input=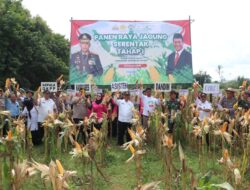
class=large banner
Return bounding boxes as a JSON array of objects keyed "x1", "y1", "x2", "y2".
[{"x1": 69, "y1": 20, "x2": 193, "y2": 85}]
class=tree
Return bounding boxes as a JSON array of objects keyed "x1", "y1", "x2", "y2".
[
  {"x1": 0, "y1": 0, "x2": 69, "y2": 89},
  {"x1": 194, "y1": 71, "x2": 212, "y2": 86},
  {"x1": 220, "y1": 76, "x2": 250, "y2": 89}
]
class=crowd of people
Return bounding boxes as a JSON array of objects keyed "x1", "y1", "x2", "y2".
[{"x1": 0, "y1": 82, "x2": 250, "y2": 147}]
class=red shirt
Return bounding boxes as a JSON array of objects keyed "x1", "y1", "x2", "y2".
[{"x1": 92, "y1": 102, "x2": 107, "y2": 119}]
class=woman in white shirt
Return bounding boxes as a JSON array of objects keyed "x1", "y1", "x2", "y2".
[{"x1": 21, "y1": 99, "x2": 40, "y2": 145}]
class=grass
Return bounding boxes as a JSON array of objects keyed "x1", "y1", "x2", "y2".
[{"x1": 20, "y1": 137, "x2": 250, "y2": 190}]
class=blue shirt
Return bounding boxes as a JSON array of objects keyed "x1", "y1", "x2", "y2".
[{"x1": 5, "y1": 98, "x2": 20, "y2": 117}]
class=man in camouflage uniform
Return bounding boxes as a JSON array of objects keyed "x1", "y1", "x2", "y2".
[
  {"x1": 166, "y1": 90, "x2": 180, "y2": 133},
  {"x1": 71, "y1": 33, "x2": 103, "y2": 76},
  {"x1": 238, "y1": 90, "x2": 250, "y2": 111}
]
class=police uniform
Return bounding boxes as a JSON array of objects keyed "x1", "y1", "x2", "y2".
[{"x1": 71, "y1": 33, "x2": 103, "y2": 76}]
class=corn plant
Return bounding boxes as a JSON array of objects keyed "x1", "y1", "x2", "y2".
[{"x1": 123, "y1": 123, "x2": 146, "y2": 189}]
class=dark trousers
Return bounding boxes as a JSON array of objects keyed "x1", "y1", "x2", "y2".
[
  {"x1": 37, "y1": 122, "x2": 44, "y2": 145},
  {"x1": 108, "y1": 117, "x2": 118, "y2": 138},
  {"x1": 94, "y1": 123, "x2": 102, "y2": 130},
  {"x1": 117, "y1": 121, "x2": 132, "y2": 146},
  {"x1": 112, "y1": 117, "x2": 118, "y2": 137},
  {"x1": 168, "y1": 120, "x2": 175, "y2": 133},
  {"x1": 31, "y1": 130, "x2": 41, "y2": 145},
  {"x1": 73, "y1": 118, "x2": 85, "y2": 143}
]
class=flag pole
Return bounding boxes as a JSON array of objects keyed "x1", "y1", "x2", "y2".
[{"x1": 189, "y1": 15, "x2": 195, "y2": 82}]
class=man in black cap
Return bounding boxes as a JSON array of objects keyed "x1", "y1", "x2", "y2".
[
  {"x1": 195, "y1": 92, "x2": 212, "y2": 121},
  {"x1": 71, "y1": 33, "x2": 103, "y2": 76},
  {"x1": 37, "y1": 89, "x2": 57, "y2": 144}
]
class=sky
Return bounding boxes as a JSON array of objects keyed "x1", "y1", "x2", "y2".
[{"x1": 22, "y1": 0, "x2": 250, "y2": 81}]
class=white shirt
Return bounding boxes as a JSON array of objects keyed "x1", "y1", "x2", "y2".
[
  {"x1": 22, "y1": 106, "x2": 38, "y2": 131},
  {"x1": 175, "y1": 48, "x2": 184, "y2": 59},
  {"x1": 195, "y1": 98, "x2": 212, "y2": 120},
  {"x1": 114, "y1": 99, "x2": 134, "y2": 123},
  {"x1": 37, "y1": 98, "x2": 56, "y2": 122},
  {"x1": 141, "y1": 94, "x2": 160, "y2": 116}
]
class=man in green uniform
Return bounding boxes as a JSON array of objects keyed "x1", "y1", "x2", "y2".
[
  {"x1": 238, "y1": 90, "x2": 250, "y2": 111},
  {"x1": 71, "y1": 33, "x2": 103, "y2": 76},
  {"x1": 166, "y1": 90, "x2": 180, "y2": 133}
]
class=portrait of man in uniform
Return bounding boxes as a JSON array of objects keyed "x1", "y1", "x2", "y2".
[
  {"x1": 166, "y1": 33, "x2": 192, "y2": 82},
  {"x1": 71, "y1": 33, "x2": 103, "y2": 76}
]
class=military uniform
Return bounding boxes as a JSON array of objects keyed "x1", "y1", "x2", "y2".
[
  {"x1": 238, "y1": 99, "x2": 250, "y2": 110},
  {"x1": 166, "y1": 100, "x2": 180, "y2": 112},
  {"x1": 166, "y1": 99, "x2": 180, "y2": 133},
  {"x1": 71, "y1": 51, "x2": 103, "y2": 76},
  {"x1": 71, "y1": 33, "x2": 103, "y2": 76}
]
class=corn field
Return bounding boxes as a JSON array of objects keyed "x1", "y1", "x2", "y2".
[{"x1": 0, "y1": 80, "x2": 250, "y2": 190}]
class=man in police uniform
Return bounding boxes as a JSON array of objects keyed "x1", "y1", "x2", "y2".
[{"x1": 71, "y1": 33, "x2": 103, "y2": 76}]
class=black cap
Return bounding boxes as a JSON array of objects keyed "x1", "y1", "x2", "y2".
[
  {"x1": 170, "y1": 90, "x2": 178, "y2": 95},
  {"x1": 78, "y1": 33, "x2": 92, "y2": 41},
  {"x1": 173, "y1": 33, "x2": 183, "y2": 41},
  {"x1": 26, "y1": 89, "x2": 34, "y2": 94},
  {"x1": 124, "y1": 91, "x2": 130, "y2": 96},
  {"x1": 200, "y1": 92, "x2": 207, "y2": 97},
  {"x1": 43, "y1": 89, "x2": 50, "y2": 94}
]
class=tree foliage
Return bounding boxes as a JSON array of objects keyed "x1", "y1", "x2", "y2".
[
  {"x1": 194, "y1": 71, "x2": 212, "y2": 86},
  {"x1": 0, "y1": 0, "x2": 69, "y2": 89},
  {"x1": 220, "y1": 76, "x2": 250, "y2": 89}
]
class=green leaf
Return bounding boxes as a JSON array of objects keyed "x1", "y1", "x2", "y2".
[
  {"x1": 198, "y1": 171, "x2": 212, "y2": 186},
  {"x1": 211, "y1": 182, "x2": 234, "y2": 190}
]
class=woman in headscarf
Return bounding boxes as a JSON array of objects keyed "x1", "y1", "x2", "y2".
[
  {"x1": 21, "y1": 97, "x2": 40, "y2": 145},
  {"x1": 92, "y1": 93, "x2": 107, "y2": 130}
]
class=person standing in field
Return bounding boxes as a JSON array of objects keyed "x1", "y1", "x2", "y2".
[
  {"x1": 218, "y1": 88, "x2": 237, "y2": 118},
  {"x1": 237, "y1": 90, "x2": 250, "y2": 111},
  {"x1": 21, "y1": 97, "x2": 40, "y2": 145},
  {"x1": 5, "y1": 93, "x2": 20, "y2": 119},
  {"x1": 194, "y1": 86, "x2": 212, "y2": 146},
  {"x1": 193, "y1": 85, "x2": 212, "y2": 121},
  {"x1": 165, "y1": 90, "x2": 182, "y2": 133},
  {"x1": 36, "y1": 90, "x2": 57, "y2": 144},
  {"x1": 140, "y1": 87, "x2": 161, "y2": 128},
  {"x1": 70, "y1": 91, "x2": 91, "y2": 143},
  {"x1": 92, "y1": 93, "x2": 107, "y2": 130},
  {"x1": 114, "y1": 91, "x2": 134, "y2": 146}
]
